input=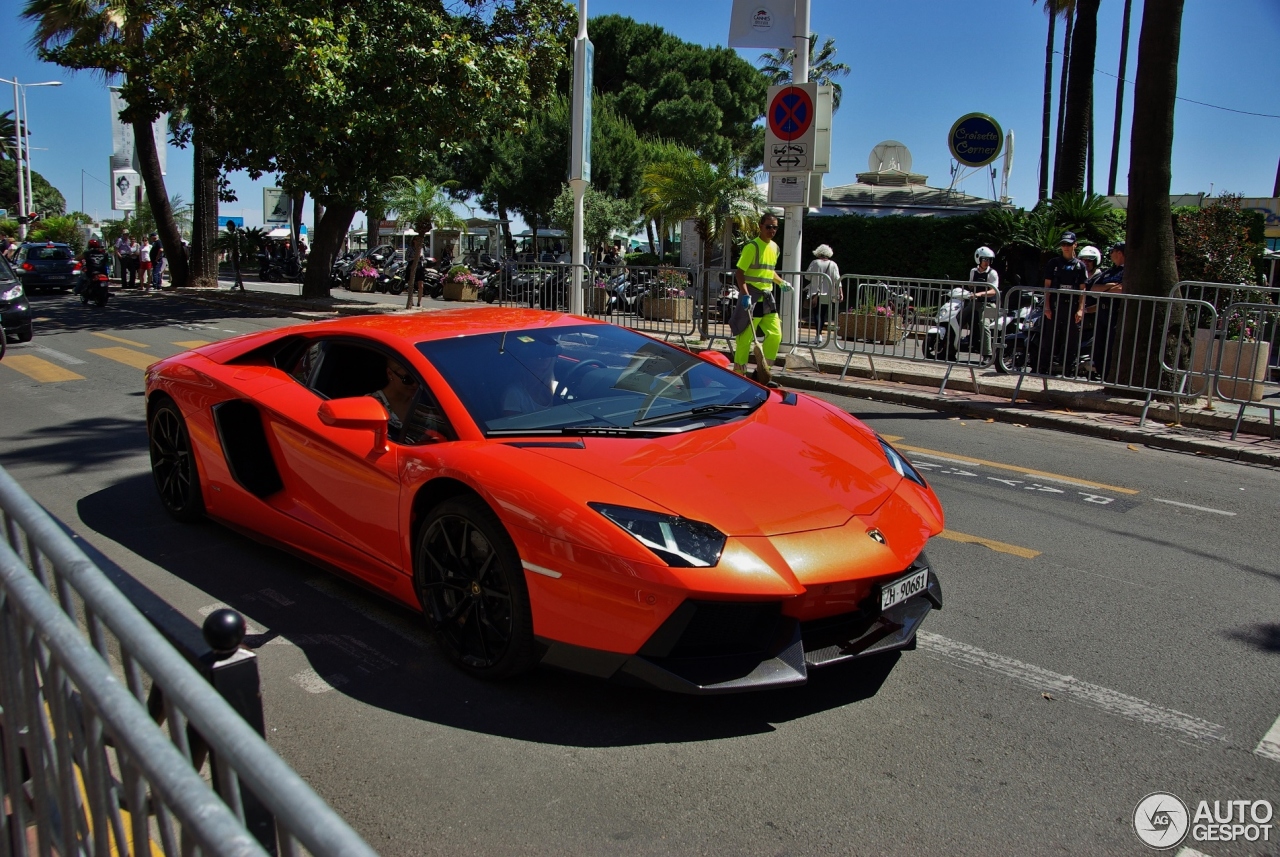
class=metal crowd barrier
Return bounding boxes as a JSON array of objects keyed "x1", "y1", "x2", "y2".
[
  {"x1": 1168, "y1": 281, "x2": 1280, "y2": 411},
  {"x1": 1211, "y1": 302, "x2": 1280, "y2": 438},
  {"x1": 0, "y1": 464, "x2": 379, "y2": 857},
  {"x1": 698, "y1": 268, "x2": 834, "y2": 359}
]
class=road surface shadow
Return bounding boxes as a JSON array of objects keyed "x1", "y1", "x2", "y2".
[
  {"x1": 23, "y1": 290, "x2": 289, "y2": 336},
  {"x1": 79, "y1": 473, "x2": 903, "y2": 748},
  {"x1": 0, "y1": 415, "x2": 147, "y2": 474}
]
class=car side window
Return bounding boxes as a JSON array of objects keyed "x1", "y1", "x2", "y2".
[
  {"x1": 288, "y1": 341, "x2": 326, "y2": 388},
  {"x1": 400, "y1": 380, "x2": 456, "y2": 446}
]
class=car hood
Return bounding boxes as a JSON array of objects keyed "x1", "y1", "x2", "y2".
[{"x1": 522, "y1": 397, "x2": 899, "y2": 537}]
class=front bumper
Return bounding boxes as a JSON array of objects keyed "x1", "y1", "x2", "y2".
[
  {"x1": 1, "y1": 298, "x2": 32, "y2": 331},
  {"x1": 537, "y1": 559, "x2": 942, "y2": 695}
]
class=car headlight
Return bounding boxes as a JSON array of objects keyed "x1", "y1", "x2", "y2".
[
  {"x1": 589, "y1": 502, "x2": 726, "y2": 568},
  {"x1": 0, "y1": 284, "x2": 23, "y2": 302},
  {"x1": 878, "y1": 437, "x2": 928, "y2": 488}
]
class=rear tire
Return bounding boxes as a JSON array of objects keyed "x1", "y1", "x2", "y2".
[
  {"x1": 414, "y1": 496, "x2": 536, "y2": 680},
  {"x1": 148, "y1": 399, "x2": 205, "y2": 523}
]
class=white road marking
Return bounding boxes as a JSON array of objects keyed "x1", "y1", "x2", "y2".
[
  {"x1": 1255, "y1": 713, "x2": 1280, "y2": 763},
  {"x1": 33, "y1": 345, "x2": 86, "y2": 365},
  {"x1": 196, "y1": 602, "x2": 266, "y2": 635},
  {"x1": 303, "y1": 577, "x2": 429, "y2": 648},
  {"x1": 1152, "y1": 498, "x2": 1235, "y2": 516},
  {"x1": 522, "y1": 561, "x2": 563, "y2": 579},
  {"x1": 1176, "y1": 848, "x2": 1213, "y2": 857},
  {"x1": 290, "y1": 668, "x2": 349, "y2": 694},
  {"x1": 917, "y1": 632, "x2": 1227, "y2": 744}
]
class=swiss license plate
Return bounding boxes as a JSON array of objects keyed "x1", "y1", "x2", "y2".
[
  {"x1": 880, "y1": 568, "x2": 928, "y2": 611},
  {"x1": 48, "y1": 275, "x2": 66, "y2": 281}
]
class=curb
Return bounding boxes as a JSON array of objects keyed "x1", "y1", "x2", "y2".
[{"x1": 778, "y1": 371, "x2": 1280, "y2": 468}]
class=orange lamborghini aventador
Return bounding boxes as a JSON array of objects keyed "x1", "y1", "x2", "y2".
[{"x1": 145, "y1": 308, "x2": 944, "y2": 693}]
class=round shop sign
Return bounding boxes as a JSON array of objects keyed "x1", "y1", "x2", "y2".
[{"x1": 948, "y1": 113, "x2": 1004, "y2": 168}]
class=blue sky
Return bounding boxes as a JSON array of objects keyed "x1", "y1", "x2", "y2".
[{"x1": 3, "y1": 0, "x2": 1278, "y2": 230}]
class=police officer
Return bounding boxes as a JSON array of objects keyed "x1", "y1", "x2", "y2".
[
  {"x1": 732, "y1": 213, "x2": 791, "y2": 384},
  {"x1": 1038, "y1": 232, "x2": 1088, "y2": 374}
]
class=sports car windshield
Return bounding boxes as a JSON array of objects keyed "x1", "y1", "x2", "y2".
[{"x1": 417, "y1": 324, "x2": 767, "y2": 436}]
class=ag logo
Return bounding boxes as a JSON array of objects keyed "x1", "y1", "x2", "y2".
[{"x1": 1134, "y1": 792, "x2": 1189, "y2": 849}]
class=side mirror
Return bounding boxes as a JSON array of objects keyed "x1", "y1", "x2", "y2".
[
  {"x1": 697, "y1": 350, "x2": 731, "y2": 369},
  {"x1": 318, "y1": 397, "x2": 389, "y2": 453}
]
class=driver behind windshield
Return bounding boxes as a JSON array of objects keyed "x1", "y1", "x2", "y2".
[{"x1": 501, "y1": 336, "x2": 558, "y2": 416}]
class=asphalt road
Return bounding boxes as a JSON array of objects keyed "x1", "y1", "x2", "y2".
[{"x1": 1, "y1": 290, "x2": 1277, "y2": 856}]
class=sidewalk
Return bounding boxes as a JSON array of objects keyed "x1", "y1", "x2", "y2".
[{"x1": 157, "y1": 281, "x2": 1280, "y2": 468}]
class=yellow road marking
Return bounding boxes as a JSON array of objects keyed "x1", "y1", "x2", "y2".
[
  {"x1": 939, "y1": 529, "x2": 1041, "y2": 559},
  {"x1": 172, "y1": 340, "x2": 211, "y2": 348},
  {"x1": 90, "y1": 332, "x2": 149, "y2": 348},
  {"x1": 897, "y1": 443, "x2": 1140, "y2": 495},
  {"x1": 881, "y1": 434, "x2": 904, "y2": 442},
  {"x1": 0, "y1": 355, "x2": 85, "y2": 382},
  {"x1": 88, "y1": 347, "x2": 155, "y2": 370}
]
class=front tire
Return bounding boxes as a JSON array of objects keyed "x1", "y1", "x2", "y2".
[
  {"x1": 414, "y1": 496, "x2": 535, "y2": 679},
  {"x1": 149, "y1": 399, "x2": 205, "y2": 522}
]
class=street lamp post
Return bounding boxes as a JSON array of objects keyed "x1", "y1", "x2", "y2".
[{"x1": 0, "y1": 77, "x2": 63, "y2": 238}]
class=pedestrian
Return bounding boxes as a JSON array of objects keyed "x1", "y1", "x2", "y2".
[
  {"x1": 731, "y1": 213, "x2": 791, "y2": 385},
  {"x1": 961, "y1": 246, "x2": 1000, "y2": 356},
  {"x1": 150, "y1": 234, "x2": 165, "y2": 287},
  {"x1": 114, "y1": 229, "x2": 137, "y2": 287},
  {"x1": 1037, "y1": 231, "x2": 1088, "y2": 374},
  {"x1": 138, "y1": 235, "x2": 153, "y2": 290},
  {"x1": 804, "y1": 244, "x2": 842, "y2": 343}
]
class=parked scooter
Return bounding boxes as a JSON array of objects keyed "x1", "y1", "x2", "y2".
[
  {"x1": 923, "y1": 287, "x2": 997, "y2": 362},
  {"x1": 81, "y1": 273, "x2": 110, "y2": 308}
]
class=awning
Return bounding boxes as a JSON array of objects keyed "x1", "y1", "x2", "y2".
[{"x1": 266, "y1": 227, "x2": 292, "y2": 238}]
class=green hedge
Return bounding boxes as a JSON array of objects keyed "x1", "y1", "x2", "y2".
[{"x1": 801, "y1": 213, "x2": 981, "y2": 280}]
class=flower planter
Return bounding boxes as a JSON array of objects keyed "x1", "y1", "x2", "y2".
[
  {"x1": 640, "y1": 297, "x2": 693, "y2": 322},
  {"x1": 348, "y1": 275, "x2": 375, "y2": 293},
  {"x1": 442, "y1": 281, "x2": 479, "y2": 302},
  {"x1": 586, "y1": 288, "x2": 612, "y2": 314},
  {"x1": 1190, "y1": 329, "x2": 1272, "y2": 401},
  {"x1": 837, "y1": 312, "x2": 902, "y2": 344}
]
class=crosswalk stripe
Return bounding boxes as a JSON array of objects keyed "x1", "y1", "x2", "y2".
[
  {"x1": 171, "y1": 340, "x2": 212, "y2": 348},
  {"x1": 90, "y1": 332, "x2": 149, "y2": 348},
  {"x1": 33, "y1": 345, "x2": 86, "y2": 365},
  {"x1": 938, "y1": 529, "x2": 1040, "y2": 559},
  {"x1": 0, "y1": 355, "x2": 85, "y2": 382},
  {"x1": 87, "y1": 347, "x2": 155, "y2": 370}
]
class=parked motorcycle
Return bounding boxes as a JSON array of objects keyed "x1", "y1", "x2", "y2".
[
  {"x1": 997, "y1": 291, "x2": 1097, "y2": 378},
  {"x1": 922, "y1": 287, "x2": 997, "y2": 362},
  {"x1": 81, "y1": 273, "x2": 110, "y2": 308}
]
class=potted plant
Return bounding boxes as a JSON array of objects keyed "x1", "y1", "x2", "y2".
[
  {"x1": 349, "y1": 260, "x2": 379, "y2": 292},
  {"x1": 442, "y1": 265, "x2": 483, "y2": 301},
  {"x1": 640, "y1": 268, "x2": 694, "y2": 321},
  {"x1": 837, "y1": 301, "x2": 902, "y2": 344}
]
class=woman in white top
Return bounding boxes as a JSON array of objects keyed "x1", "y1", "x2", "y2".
[{"x1": 804, "y1": 244, "x2": 842, "y2": 343}]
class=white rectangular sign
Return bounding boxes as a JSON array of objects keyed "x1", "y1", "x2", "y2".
[
  {"x1": 111, "y1": 167, "x2": 140, "y2": 211},
  {"x1": 728, "y1": 0, "x2": 796, "y2": 49},
  {"x1": 263, "y1": 188, "x2": 292, "y2": 224},
  {"x1": 764, "y1": 83, "x2": 818, "y2": 174},
  {"x1": 108, "y1": 87, "x2": 166, "y2": 177},
  {"x1": 768, "y1": 174, "x2": 807, "y2": 206}
]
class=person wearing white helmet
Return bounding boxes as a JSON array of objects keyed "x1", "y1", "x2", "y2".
[
  {"x1": 1072, "y1": 246, "x2": 1103, "y2": 324},
  {"x1": 962, "y1": 246, "x2": 999, "y2": 354}
]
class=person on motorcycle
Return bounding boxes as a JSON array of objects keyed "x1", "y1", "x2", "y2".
[
  {"x1": 962, "y1": 246, "x2": 999, "y2": 355},
  {"x1": 78, "y1": 239, "x2": 111, "y2": 295}
]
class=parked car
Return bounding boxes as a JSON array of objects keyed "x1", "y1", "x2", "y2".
[
  {"x1": 144, "y1": 308, "x2": 944, "y2": 694},
  {"x1": 0, "y1": 255, "x2": 33, "y2": 343},
  {"x1": 13, "y1": 242, "x2": 82, "y2": 293}
]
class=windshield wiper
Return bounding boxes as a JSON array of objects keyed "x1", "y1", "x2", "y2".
[
  {"x1": 487, "y1": 425, "x2": 682, "y2": 437},
  {"x1": 631, "y1": 401, "x2": 760, "y2": 427}
]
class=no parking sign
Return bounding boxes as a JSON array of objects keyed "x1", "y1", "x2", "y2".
[{"x1": 764, "y1": 83, "x2": 817, "y2": 172}]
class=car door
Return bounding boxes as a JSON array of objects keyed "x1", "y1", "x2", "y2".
[{"x1": 253, "y1": 338, "x2": 407, "y2": 575}]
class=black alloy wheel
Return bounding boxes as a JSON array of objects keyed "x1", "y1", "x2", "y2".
[
  {"x1": 415, "y1": 496, "x2": 535, "y2": 679},
  {"x1": 148, "y1": 400, "x2": 204, "y2": 522}
]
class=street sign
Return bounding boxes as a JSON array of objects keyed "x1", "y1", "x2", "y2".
[
  {"x1": 263, "y1": 188, "x2": 291, "y2": 224},
  {"x1": 765, "y1": 83, "x2": 818, "y2": 173},
  {"x1": 768, "y1": 174, "x2": 807, "y2": 206},
  {"x1": 570, "y1": 36, "x2": 594, "y2": 183},
  {"x1": 948, "y1": 113, "x2": 1004, "y2": 168}
]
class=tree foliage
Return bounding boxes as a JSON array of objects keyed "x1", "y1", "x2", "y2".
[
  {"x1": 641, "y1": 145, "x2": 762, "y2": 268},
  {"x1": 1173, "y1": 196, "x2": 1265, "y2": 288},
  {"x1": 756, "y1": 33, "x2": 852, "y2": 111},
  {"x1": 589, "y1": 14, "x2": 766, "y2": 166},
  {"x1": 0, "y1": 168, "x2": 66, "y2": 218},
  {"x1": 549, "y1": 184, "x2": 638, "y2": 251}
]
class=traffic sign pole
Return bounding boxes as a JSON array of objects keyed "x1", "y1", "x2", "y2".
[{"x1": 780, "y1": 0, "x2": 810, "y2": 350}]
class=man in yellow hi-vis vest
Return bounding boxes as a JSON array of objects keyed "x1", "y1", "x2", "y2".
[{"x1": 733, "y1": 213, "x2": 791, "y2": 383}]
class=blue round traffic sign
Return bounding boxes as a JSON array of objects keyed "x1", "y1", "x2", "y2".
[
  {"x1": 768, "y1": 86, "x2": 814, "y2": 142},
  {"x1": 948, "y1": 113, "x2": 1004, "y2": 167}
]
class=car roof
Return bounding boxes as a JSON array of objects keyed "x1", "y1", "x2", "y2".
[{"x1": 21, "y1": 242, "x2": 70, "y2": 247}]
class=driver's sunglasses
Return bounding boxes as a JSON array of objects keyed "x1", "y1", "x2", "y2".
[{"x1": 394, "y1": 370, "x2": 418, "y2": 386}]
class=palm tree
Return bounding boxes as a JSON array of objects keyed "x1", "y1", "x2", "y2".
[
  {"x1": 1054, "y1": 0, "x2": 1099, "y2": 195},
  {"x1": 1053, "y1": 0, "x2": 1076, "y2": 187},
  {"x1": 23, "y1": 0, "x2": 189, "y2": 288},
  {"x1": 385, "y1": 177, "x2": 464, "y2": 309},
  {"x1": 1106, "y1": 0, "x2": 1134, "y2": 196},
  {"x1": 0, "y1": 111, "x2": 17, "y2": 161},
  {"x1": 1038, "y1": 2, "x2": 1057, "y2": 201},
  {"x1": 757, "y1": 34, "x2": 851, "y2": 111}
]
